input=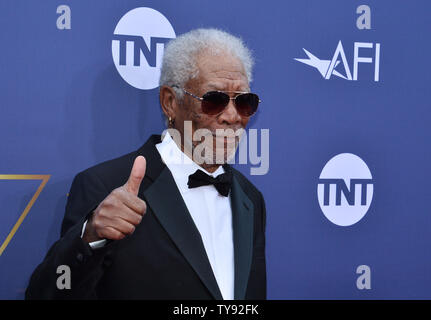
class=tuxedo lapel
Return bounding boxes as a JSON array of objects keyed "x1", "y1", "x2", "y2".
[
  {"x1": 229, "y1": 172, "x2": 254, "y2": 300},
  {"x1": 143, "y1": 166, "x2": 223, "y2": 300}
]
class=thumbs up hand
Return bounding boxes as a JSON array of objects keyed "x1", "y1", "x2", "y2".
[{"x1": 83, "y1": 156, "x2": 147, "y2": 243}]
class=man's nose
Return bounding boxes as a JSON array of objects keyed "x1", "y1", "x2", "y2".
[{"x1": 218, "y1": 99, "x2": 242, "y2": 124}]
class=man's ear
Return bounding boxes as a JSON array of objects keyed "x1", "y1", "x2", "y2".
[{"x1": 159, "y1": 85, "x2": 179, "y2": 120}]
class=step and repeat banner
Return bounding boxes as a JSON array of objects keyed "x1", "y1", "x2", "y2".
[{"x1": 1, "y1": 0, "x2": 430, "y2": 299}]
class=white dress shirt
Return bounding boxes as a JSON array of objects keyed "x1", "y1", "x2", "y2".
[
  {"x1": 82, "y1": 132, "x2": 235, "y2": 300},
  {"x1": 155, "y1": 132, "x2": 234, "y2": 300}
]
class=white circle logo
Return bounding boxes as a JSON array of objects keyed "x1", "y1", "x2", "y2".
[
  {"x1": 112, "y1": 7, "x2": 176, "y2": 90},
  {"x1": 317, "y1": 153, "x2": 373, "y2": 226}
]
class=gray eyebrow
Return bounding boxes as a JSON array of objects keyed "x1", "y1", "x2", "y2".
[
  {"x1": 206, "y1": 83, "x2": 250, "y2": 92},
  {"x1": 206, "y1": 83, "x2": 224, "y2": 90}
]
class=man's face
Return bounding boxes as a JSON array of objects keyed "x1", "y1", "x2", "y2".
[{"x1": 174, "y1": 51, "x2": 251, "y2": 167}]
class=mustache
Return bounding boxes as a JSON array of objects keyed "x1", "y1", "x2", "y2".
[
  {"x1": 206, "y1": 127, "x2": 246, "y2": 138},
  {"x1": 179, "y1": 126, "x2": 246, "y2": 149}
]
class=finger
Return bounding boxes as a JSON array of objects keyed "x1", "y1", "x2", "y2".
[
  {"x1": 115, "y1": 204, "x2": 143, "y2": 226},
  {"x1": 120, "y1": 191, "x2": 147, "y2": 215},
  {"x1": 100, "y1": 226, "x2": 126, "y2": 241},
  {"x1": 124, "y1": 156, "x2": 146, "y2": 196},
  {"x1": 109, "y1": 217, "x2": 136, "y2": 235}
]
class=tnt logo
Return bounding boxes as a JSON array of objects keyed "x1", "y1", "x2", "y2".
[
  {"x1": 295, "y1": 41, "x2": 381, "y2": 81},
  {"x1": 111, "y1": 7, "x2": 176, "y2": 90},
  {"x1": 317, "y1": 153, "x2": 373, "y2": 226}
]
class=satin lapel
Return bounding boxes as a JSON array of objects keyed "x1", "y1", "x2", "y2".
[
  {"x1": 230, "y1": 174, "x2": 254, "y2": 300},
  {"x1": 143, "y1": 167, "x2": 223, "y2": 300}
]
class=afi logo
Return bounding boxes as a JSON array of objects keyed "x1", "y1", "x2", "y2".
[
  {"x1": 112, "y1": 7, "x2": 176, "y2": 90},
  {"x1": 317, "y1": 153, "x2": 373, "y2": 226},
  {"x1": 295, "y1": 41, "x2": 381, "y2": 81}
]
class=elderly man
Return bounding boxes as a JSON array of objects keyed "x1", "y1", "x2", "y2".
[{"x1": 26, "y1": 28, "x2": 266, "y2": 300}]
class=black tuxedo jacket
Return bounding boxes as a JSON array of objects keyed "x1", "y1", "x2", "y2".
[{"x1": 26, "y1": 135, "x2": 266, "y2": 299}]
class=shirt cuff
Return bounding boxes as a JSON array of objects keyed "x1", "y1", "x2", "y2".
[{"x1": 81, "y1": 219, "x2": 107, "y2": 249}]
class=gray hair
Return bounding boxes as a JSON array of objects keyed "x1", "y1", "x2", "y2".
[{"x1": 159, "y1": 28, "x2": 254, "y2": 98}]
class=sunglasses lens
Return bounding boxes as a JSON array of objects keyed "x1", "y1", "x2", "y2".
[
  {"x1": 235, "y1": 93, "x2": 259, "y2": 116},
  {"x1": 201, "y1": 91, "x2": 230, "y2": 115}
]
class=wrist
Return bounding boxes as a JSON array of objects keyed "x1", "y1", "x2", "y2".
[{"x1": 82, "y1": 214, "x2": 102, "y2": 243}]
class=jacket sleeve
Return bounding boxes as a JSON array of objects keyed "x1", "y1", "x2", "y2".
[{"x1": 25, "y1": 170, "x2": 114, "y2": 299}]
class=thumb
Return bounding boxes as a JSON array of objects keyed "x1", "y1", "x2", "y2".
[{"x1": 125, "y1": 156, "x2": 146, "y2": 195}]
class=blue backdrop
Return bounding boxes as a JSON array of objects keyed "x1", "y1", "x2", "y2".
[{"x1": 1, "y1": 0, "x2": 430, "y2": 299}]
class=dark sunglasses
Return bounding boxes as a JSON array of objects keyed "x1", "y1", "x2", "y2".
[{"x1": 173, "y1": 86, "x2": 261, "y2": 117}]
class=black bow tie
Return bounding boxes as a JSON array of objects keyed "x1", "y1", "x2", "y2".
[{"x1": 187, "y1": 169, "x2": 232, "y2": 197}]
